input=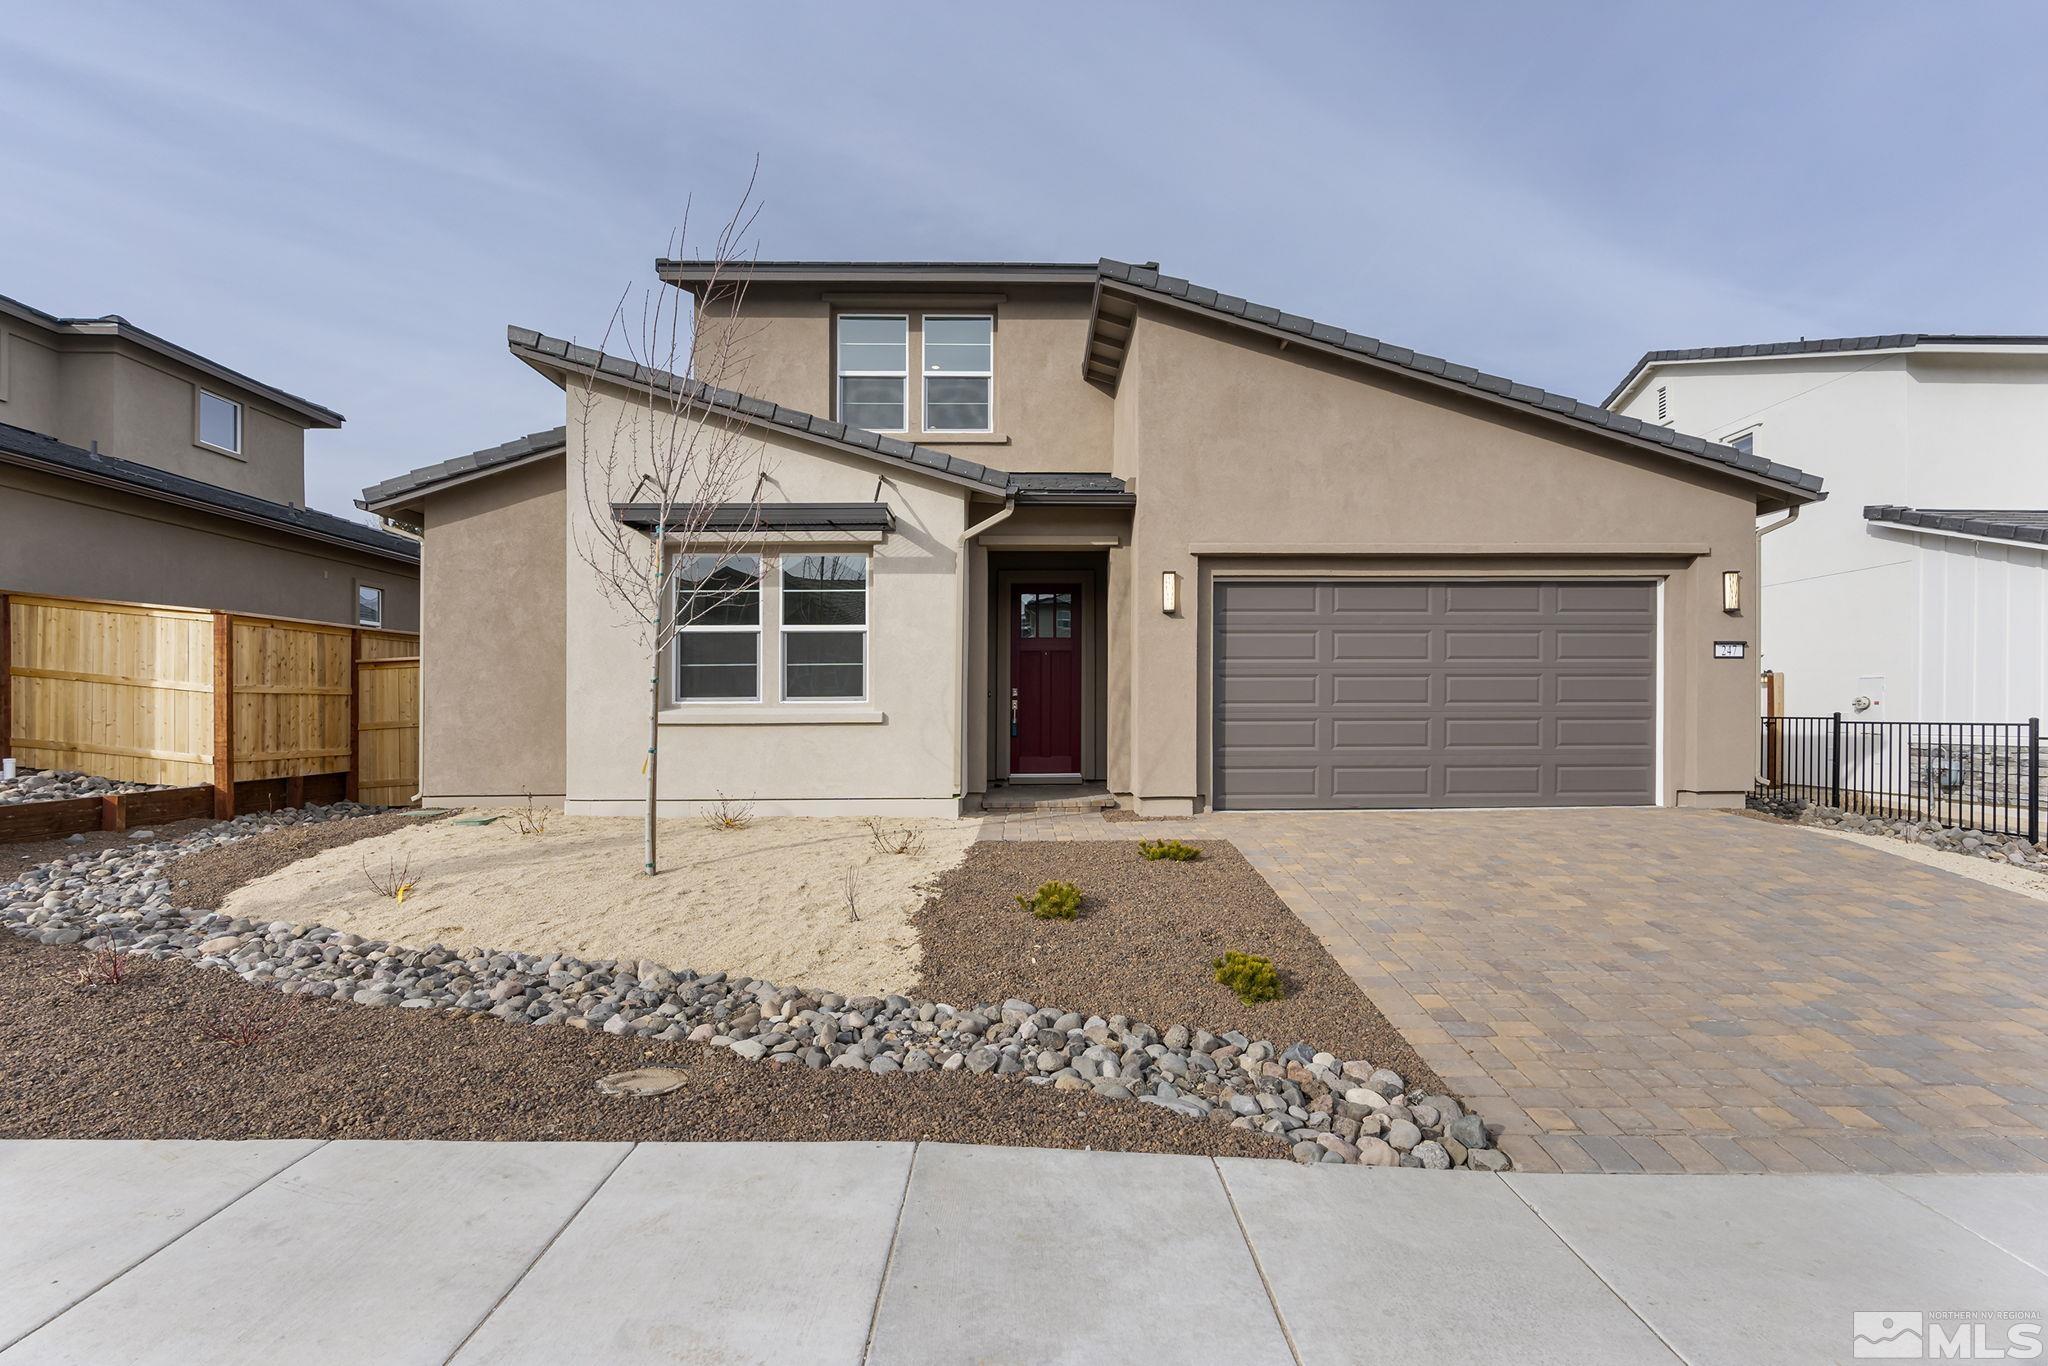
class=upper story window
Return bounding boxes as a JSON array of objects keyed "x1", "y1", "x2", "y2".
[
  {"x1": 355, "y1": 584, "x2": 384, "y2": 627},
  {"x1": 836, "y1": 315, "x2": 908, "y2": 433},
  {"x1": 1726, "y1": 431, "x2": 1756, "y2": 455},
  {"x1": 922, "y1": 315, "x2": 993, "y2": 432},
  {"x1": 198, "y1": 389, "x2": 242, "y2": 454}
]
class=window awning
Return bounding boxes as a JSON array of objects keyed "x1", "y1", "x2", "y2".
[{"x1": 610, "y1": 501, "x2": 896, "y2": 543}]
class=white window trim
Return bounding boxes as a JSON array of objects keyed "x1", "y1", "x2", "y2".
[
  {"x1": 671, "y1": 555, "x2": 764, "y2": 705},
  {"x1": 196, "y1": 388, "x2": 243, "y2": 455},
  {"x1": 354, "y1": 584, "x2": 385, "y2": 628},
  {"x1": 835, "y1": 314, "x2": 910, "y2": 434},
  {"x1": 1720, "y1": 423, "x2": 1761, "y2": 454},
  {"x1": 921, "y1": 313, "x2": 994, "y2": 434},
  {"x1": 778, "y1": 553, "x2": 870, "y2": 704}
]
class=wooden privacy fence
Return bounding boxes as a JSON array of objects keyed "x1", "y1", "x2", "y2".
[{"x1": 1, "y1": 592, "x2": 419, "y2": 823}]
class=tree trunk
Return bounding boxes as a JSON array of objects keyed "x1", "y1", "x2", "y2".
[{"x1": 645, "y1": 645, "x2": 659, "y2": 875}]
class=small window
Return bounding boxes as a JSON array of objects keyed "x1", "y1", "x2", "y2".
[
  {"x1": 198, "y1": 390, "x2": 242, "y2": 453},
  {"x1": 836, "y1": 315, "x2": 908, "y2": 432},
  {"x1": 781, "y1": 553, "x2": 868, "y2": 701},
  {"x1": 1726, "y1": 431, "x2": 1756, "y2": 455},
  {"x1": 922, "y1": 315, "x2": 993, "y2": 432},
  {"x1": 355, "y1": 584, "x2": 384, "y2": 627},
  {"x1": 674, "y1": 554, "x2": 762, "y2": 702}
]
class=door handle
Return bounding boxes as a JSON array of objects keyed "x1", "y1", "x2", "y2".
[{"x1": 1010, "y1": 687, "x2": 1019, "y2": 737}]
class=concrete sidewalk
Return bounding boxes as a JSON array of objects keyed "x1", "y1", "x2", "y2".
[{"x1": 4, "y1": 1140, "x2": 2046, "y2": 1364}]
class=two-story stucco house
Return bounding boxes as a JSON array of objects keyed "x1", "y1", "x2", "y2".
[
  {"x1": 0, "y1": 291, "x2": 419, "y2": 628},
  {"x1": 1606, "y1": 335, "x2": 2048, "y2": 724},
  {"x1": 362, "y1": 259, "x2": 1823, "y2": 816}
]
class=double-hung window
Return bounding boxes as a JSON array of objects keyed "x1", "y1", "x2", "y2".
[
  {"x1": 780, "y1": 553, "x2": 867, "y2": 701},
  {"x1": 836, "y1": 315, "x2": 908, "y2": 432},
  {"x1": 673, "y1": 553, "x2": 762, "y2": 702},
  {"x1": 922, "y1": 315, "x2": 992, "y2": 432}
]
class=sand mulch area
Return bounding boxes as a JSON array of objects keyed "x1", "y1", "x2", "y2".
[
  {"x1": 913, "y1": 840, "x2": 1447, "y2": 1095},
  {"x1": 212, "y1": 814, "x2": 981, "y2": 997},
  {"x1": 0, "y1": 934, "x2": 1281, "y2": 1157},
  {"x1": 170, "y1": 811, "x2": 445, "y2": 909}
]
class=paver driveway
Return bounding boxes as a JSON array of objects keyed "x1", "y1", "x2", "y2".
[{"x1": 980, "y1": 807, "x2": 2048, "y2": 1174}]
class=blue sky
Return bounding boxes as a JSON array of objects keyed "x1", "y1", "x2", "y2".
[{"x1": 6, "y1": 2, "x2": 2044, "y2": 520}]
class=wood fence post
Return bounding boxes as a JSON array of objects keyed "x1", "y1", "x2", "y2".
[
  {"x1": 212, "y1": 612, "x2": 235, "y2": 820},
  {"x1": 0, "y1": 592, "x2": 12, "y2": 763},
  {"x1": 346, "y1": 628, "x2": 362, "y2": 804}
]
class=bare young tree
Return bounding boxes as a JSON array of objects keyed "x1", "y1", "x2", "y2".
[{"x1": 570, "y1": 175, "x2": 769, "y2": 874}]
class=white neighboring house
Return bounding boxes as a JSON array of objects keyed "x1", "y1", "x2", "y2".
[{"x1": 1605, "y1": 335, "x2": 2048, "y2": 727}]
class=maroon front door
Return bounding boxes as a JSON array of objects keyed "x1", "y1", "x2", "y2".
[{"x1": 1010, "y1": 584, "x2": 1082, "y2": 775}]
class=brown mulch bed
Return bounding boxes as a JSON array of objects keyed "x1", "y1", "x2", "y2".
[
  {"x1": 0, "y1": 934, "x2": 1284, "y2": 1155},
  {"x1": 913, "y1": 839, "x2": 1446, "y2": 1096},
  {"x1": 168, "y1": 810, "x2": 444, "y2": 910}
]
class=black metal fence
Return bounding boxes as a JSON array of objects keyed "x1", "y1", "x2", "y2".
[{"x1": 1755, "y1": 714, "x2": 2043, "y2": 843}]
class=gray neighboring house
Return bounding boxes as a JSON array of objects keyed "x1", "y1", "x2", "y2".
[{"x1": 0, "y1": 292, "x2": 418, "y2": 629}]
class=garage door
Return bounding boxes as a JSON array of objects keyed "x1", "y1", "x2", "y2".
[{"x1": 1213, "y1": 579, "x2": 1655, "y2": 810}]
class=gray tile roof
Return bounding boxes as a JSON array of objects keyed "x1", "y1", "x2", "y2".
[
  {"x1": 505, "y1": 327, "x2": 1015, "y2": 496},
  {"x1": 358, "y1": 426, "x2": 566, "y2": 511},
  {"x1": 1864, "y1": 504, "x2": 2048, "y2": 547},
  {"x1": 0, "y1": 421, "x2": 418, "y2": 563},
  {"x1": 659, "y1": 260, "x2": 1098, "y2": 286},
  {"x1": 1604, "y1": 334, "x2": 2048, "y2": 408},
  {"x1": 1091, "y1": 259, "x2": 1825, "y2": 502},
  {"x1": 0, "y1": 291, "x2": 344, "y2": 427}
]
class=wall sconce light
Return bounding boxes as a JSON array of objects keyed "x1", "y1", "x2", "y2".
[
  {"x1": 1722, "y1": 569, "x2": 1741, "y2": 614},
  {"x1": 1162, "y1": 570, "x2": 1180, "y2": 615}
]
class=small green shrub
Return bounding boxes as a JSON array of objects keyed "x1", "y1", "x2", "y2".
[
  {"x1": 1138, "y1": 838, "x2": 1202, "y2": 862},
  {"x1": 1213, "y1": 951, "x2": 1284, "y2": 1004},
  {"x1": 1017, "y1": 880, "x2": 1083, "y2": 920}
]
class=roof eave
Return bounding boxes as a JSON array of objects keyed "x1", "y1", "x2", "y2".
[
  {"x1": 1097, "y1": 281, "x2": 1824, "y2": 508},
  {"x1": 507, "y1": 329, "x2": 1013, "y2": 497},
  {"x1": 656, "y1": 260, "x2": 1101, "y2": 290},
  {"x1": 0, "y1": 448, "x2": 418, "y2": 565},
  {"x1": 0, "y1": 296, "x2": 344, "y2": 428}
]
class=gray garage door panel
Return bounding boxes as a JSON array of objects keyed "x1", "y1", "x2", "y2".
[{"x1": 1213, "y1": 579, "x2": 1656, "y2": 810}]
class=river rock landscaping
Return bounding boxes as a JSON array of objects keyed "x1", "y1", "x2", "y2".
[
  {"x1": 0, "y1": 807, "x2": 1498, "y2": 1168},
  {"x1": 1748, "y1": 793, "x2": 2048, "y2": 870},
  {"x1": 0, "y1": 767, "x2": 168, "y2": 805}
]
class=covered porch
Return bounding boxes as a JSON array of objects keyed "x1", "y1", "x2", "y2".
[{"x1": 960, "y1": 483, "x2": 1131, "y2": 812}]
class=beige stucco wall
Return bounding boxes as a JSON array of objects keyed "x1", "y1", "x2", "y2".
[
  {"x1": 1110, "y1": 305, "x2": 1766, "y2": 813},
  {"x1": 698, "y1": 282, "x2": 1112, "y2": 472},
  {"x1": 561, "y1": 382, "x2": 973, "y2": 815},
  {"x1": 417, "y1": 455, "x2": 567, "y2": 804},
  {"x1": 0, "y1": 461, "x2": 419, "y2": 628},
  {"x1": 0, "y1": 323, "x2": 308, "y2": 504}
]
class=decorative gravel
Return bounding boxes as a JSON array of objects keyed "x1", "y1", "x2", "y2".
[
  {"x1": 1749, "y1": 793, "x2": 2048, "y2": 870},
  {"x1": 0, "y1": 767, "x2": 168, "y2": 805},
  {"x1": 0, "y1": 809, "x2": 1500, "y2": 1169}
]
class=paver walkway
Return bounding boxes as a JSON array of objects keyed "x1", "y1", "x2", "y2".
[
  {"x1": 979, "y1": 807, "x2": 2048, "y2": 1174},
  {"x1": 6, "y1": 1140, "x2": 2048, "y2": 1364}
]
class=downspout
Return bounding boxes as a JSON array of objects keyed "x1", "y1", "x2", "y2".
[{"x1": 954, "y1": 498, "x2": 1017, "y2": 808}]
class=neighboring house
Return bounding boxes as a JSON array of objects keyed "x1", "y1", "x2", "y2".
[
  {"x1": 0, "y1": 292, "x2": 418, "y2": 629},
  {"x1": 1606, "y1": 335, "x2": 2048, "y2": 723},
  {"x1": 362, "y1": 259, "x2": 1822, "y2": 816}
]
